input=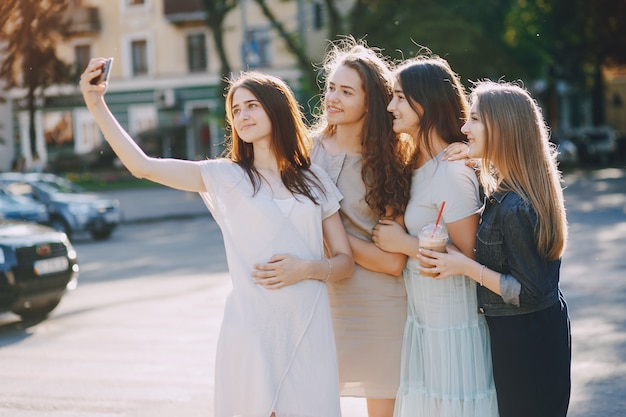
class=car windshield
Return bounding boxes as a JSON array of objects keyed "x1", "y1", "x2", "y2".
[
  {"x1": 0, "y1": 191, "x2": 13, "y2": 206},
  {"x1": 33, "y1": 179, "x2": 81, "y2": 194},
  {"x1": 0, "y1": 188, "x2": 30, "y2": 205}
]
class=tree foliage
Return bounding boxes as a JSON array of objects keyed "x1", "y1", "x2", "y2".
[
  {"x1": 345, "y1": 0, "x2": 524, "y2": 83},
  {"x1": 323, "y1": 0, "x2": 626, "y2": 125},
  {"x1": 201, "y1": 0, "x2": 238, "y2": 85},
  {"x1": 0, "y1": 0, "x2": 72, "y2": 153},
  {"x1": 251, "y1": 0, "x2": 319, "y2": 94},
  {"x1": 504, "y1": 0, "x2": 626, "y2": 124}
]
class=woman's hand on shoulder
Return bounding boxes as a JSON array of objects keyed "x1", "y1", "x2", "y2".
[
  {"x1": 442, "y1": 142, "x2": 483, "y2": 169},
  {"x1": 442, "y1": 142, "x2": 469, "y2": 161}
]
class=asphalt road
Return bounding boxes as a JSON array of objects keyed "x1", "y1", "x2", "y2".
[
  {"x1": 0, "y1": 166, "x2": 624, "y2": 416},
  {"x1": 559, "y1": 167, "x2": 626, "y2": 417}
]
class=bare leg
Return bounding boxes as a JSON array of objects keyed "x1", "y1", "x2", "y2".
[{"x1": 366, "y1": 398, "x2": 395, "y2": 417}]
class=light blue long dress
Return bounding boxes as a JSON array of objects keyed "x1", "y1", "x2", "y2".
[{"x1": 394, "y1": 152, "x2": 499, "y2": 417}]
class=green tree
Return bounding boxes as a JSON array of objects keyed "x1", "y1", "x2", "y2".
[
  {"x1": 200, "y1": 0, "x2": 238, "y2": 142},
  {"x1": 202, "y1": 0, "x2": 237, "y2": 82},
  {"x1": 0, "y1": 0, "x2": 72, "y2": 155},
  {"x1": 322, "y1": 0, "x2": 346, "y2": 40},
  {"x1": 347, "y1": 0, "x2": 523, "y2": 84},
  {"x1": 505, "y1": 0, "x2": 626, "y2": 125},
  {"x1": 250, "y1": 0, "x2": 318, "y2": 94}
]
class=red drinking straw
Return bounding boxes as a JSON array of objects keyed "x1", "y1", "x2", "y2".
[{"x1": 432, "y1": 201, "x2": 446, "y2": 237}]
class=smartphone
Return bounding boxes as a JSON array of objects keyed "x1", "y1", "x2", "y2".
[{"x1": 91, "y1": 58, "x2": 113, "y2": 85}]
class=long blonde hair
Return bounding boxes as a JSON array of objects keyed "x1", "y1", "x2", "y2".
[{"x1": 472, "y1": 81, "x2": 568, "y2": 259}]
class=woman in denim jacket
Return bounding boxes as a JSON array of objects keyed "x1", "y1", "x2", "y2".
[{"x1": 425, "y1": 81, "x2": 571, "y2": 417}]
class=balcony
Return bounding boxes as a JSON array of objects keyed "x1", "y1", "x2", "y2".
[
  {"x1": 164, "y1": 0, "x2": 207, "y2": 25},
  {"x1": 67, "y1": 6, "x2": 101, "y2": 35}
]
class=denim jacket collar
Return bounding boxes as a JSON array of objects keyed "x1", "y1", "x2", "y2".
[{"x1": 488, "y1": 190, "x2": 509, "y2": 204}]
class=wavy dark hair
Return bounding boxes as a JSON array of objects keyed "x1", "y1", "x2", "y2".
[
  {"x1": 312, "y1": 37, "x2": 411, "y2": 217},
  {"x1": 224, "y1": 72, "x2": 323, "y2": 203},
  {"x1": 395, "y1": 55, "x2": 469, "y2": 168}
]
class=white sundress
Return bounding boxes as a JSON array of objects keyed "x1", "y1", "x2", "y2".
[{"x1": 198, "y1": 159, "x2": 342, "y2": 417}]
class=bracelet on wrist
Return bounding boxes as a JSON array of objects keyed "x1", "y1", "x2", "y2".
[
  {"x1": 479, "y1": 264, "x2": 486, "y2": 287},
  {"x1": 323, "y1": 258, "x2": 332, "y2": 283}
]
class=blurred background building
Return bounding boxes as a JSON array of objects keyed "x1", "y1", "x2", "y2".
[
  {"x1": 1, "y1": 0, "x2": 346, "y2": 172},
  {"x1": 1, "y1": 0, "x2": 624, "y2": 172}
]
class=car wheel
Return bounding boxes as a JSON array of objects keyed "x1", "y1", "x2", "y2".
[
  {"x1": 49, "y1": 217, "x2": 71, "y2": 238},
  {"x1": 91, "y1": 229, "x2": 113, "y2": 240},
  {"x1": 12, "y1": 297, "x2": 62, "y2": 320}
]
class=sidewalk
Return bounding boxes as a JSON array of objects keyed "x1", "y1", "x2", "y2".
[
  {"x1": 100, "y1": 186, "x2": 209, "y2": 224},
  {"x1": 100, "y1": 185, "x2": 370, "y2": 416},
  {"x1": 99, "y1": 168, "x2": 626, "y2": 416}
]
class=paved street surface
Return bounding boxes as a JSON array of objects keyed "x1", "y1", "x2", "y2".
[
  {"x1": 559, "y1": 167, "x2": 626, "y2": 417},
  {"x1": 0, "y1": 166, "x2": 624, "y2": 416}
]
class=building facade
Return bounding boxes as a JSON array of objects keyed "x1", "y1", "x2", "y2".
[{"x1": 6, "y1": 0, "x2": 347, "y2": 172}]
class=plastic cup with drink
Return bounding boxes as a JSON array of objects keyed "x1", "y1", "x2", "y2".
[{"x1": 418, "y1": 223, "x2": 448, "y2": 277}]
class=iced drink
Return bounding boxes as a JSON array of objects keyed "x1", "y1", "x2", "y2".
[{"x1": 418, "y1": 223, "x2": 448, "y2": 277}]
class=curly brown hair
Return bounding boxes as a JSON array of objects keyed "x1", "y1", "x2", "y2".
[{"x1": 311, "y1": 37, "x2": 411, "y2": 217}]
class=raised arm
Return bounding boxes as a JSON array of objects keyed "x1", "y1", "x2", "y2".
[{"x1": 80, "y1": 58, "x2": 206, "y2": 193}]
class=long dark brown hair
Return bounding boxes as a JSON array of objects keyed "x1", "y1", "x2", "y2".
[
  {"x1": 312, "y1": 37, "x2": 411, "y2": 217},
  {"x1": 395, "y1": 55, "x2": 469, "y2": 167},
  {"x1": 224, "y1": 72, "x2": 323, "y2": 203}
]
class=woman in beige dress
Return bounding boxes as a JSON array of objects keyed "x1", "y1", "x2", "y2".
[{"x1": 310, "y1": 38, "x2": 412, "y2": 417}]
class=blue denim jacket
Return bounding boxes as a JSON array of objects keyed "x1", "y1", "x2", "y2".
[{"x1": 475, "y1": 191, "x2": 562, "y2": 316}]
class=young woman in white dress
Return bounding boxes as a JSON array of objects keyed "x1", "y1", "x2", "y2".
[
  {"x1": 372, "y1": 56, "x2": 499, "y2": 417},
  {"x1": 80, "y1": 60, "x2": 354, "y2": 417}
]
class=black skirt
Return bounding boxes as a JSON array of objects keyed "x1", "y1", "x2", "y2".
[{"x1": 486, "y1": 295, "x2": 571, "y2": 417}]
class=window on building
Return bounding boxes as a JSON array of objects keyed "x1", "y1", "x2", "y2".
[
  {"x1": 313, "y1": 1, "x2": 324, "y2": 30},
  {"x1": 75, "y1": 109, "x2": 102, "y2": 154},
  {"x1": 187, "y1": 33, "x2": 207, "y2": 72},
  {"x1": 74, "y1": 44, "x2": 91, "y2": 75},
  {"x1": 128, "y1": 105, "x2": 157, "y2": 135},
  {"x1": 131, "y1": 39, "x2": 148, "y2": 76},
  {"x1": 122, "y1": 0, "x2": 148, "y2": 13},
  {"x1": 243, "y1": 28, "x2": 271, "y2": 68}
]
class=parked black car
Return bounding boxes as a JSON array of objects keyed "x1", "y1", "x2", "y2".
[
  {"x1": 565, "y1": 126, "x2": 618, "y2": 165},
  {"x1": 0, "y1": 186, "x2": 49, "y2": 224},
  {"x1": 550, "y1": 135, "x2": 580, "y2": 168},
  {"x1": 0, "y1": 220, "x2": 79, "y2": 319},
  {"x1": 0, "y1": 173, "x2": 121, "y2": 240},
  {"x1": 47, "y1": 142, "x2": 121, "y2": 173}
]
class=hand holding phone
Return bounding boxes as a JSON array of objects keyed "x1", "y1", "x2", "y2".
[{"x1": 90, "y1": 58, "x2": 113, "y2": 85}]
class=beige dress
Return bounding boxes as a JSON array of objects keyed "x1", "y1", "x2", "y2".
[{"x1": 311, "y1": 139, "x2": 407, "y2": 398}]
